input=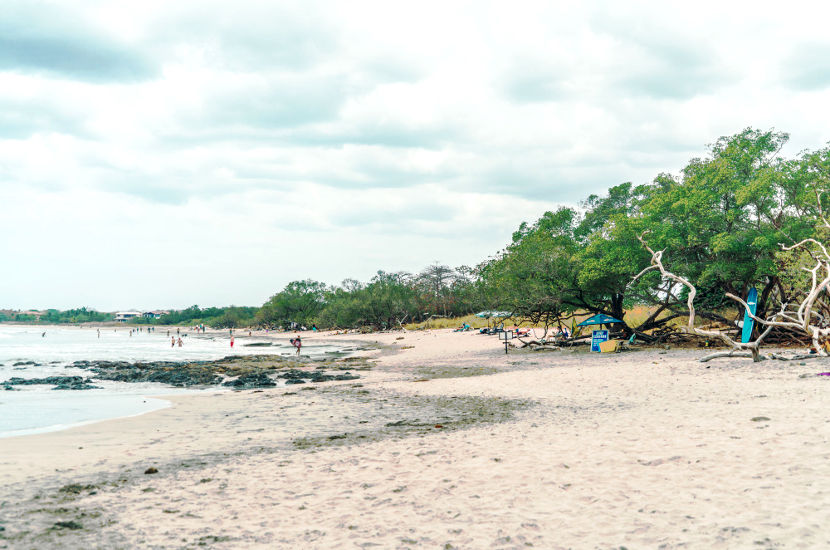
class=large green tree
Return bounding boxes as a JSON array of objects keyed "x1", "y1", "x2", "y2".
[
  {"x1": 481, "y1": 128, "x2": 828, "y2": 338},
  {"x1": 256, "y1": 279, "x2": 327, "y2": 328}
]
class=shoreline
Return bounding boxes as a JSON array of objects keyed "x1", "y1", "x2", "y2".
[
  {"x1": 0, "y1": 327, "x2": 376, "y2": 441},
  {"x1": 0, "y1": 395, "x2": 174, "y2": 440},
  {"x1": 2, "y1": 330, "x2": 829, "y2": 548}
]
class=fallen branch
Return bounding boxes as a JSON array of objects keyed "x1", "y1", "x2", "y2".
[
  {"x1": 699, "y1": 351, "x2": 761, "y2": 362},
  {"x1": 633, "y1": 235, "x2": 783, "y2": 362}
]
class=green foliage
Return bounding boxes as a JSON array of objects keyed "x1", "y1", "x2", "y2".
[
  {"x1": 0, "y1": 308, "x2": 114, "y2": 324},
  {"x1": 146, "y1": 305, "x2": 258, "y2": 328},
  {"x1": 478, "y1": 128, "x2": 830, "y2": 334},
  {"x1": 256, "y1": 279, "x2": 328, "y2": 328}
]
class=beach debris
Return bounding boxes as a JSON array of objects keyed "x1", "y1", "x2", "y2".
[
  {"x1": 751, "y1": 416, "x2": 771, "y2": 422},
  {"x1": 637, "y1": 456, "x2": 683, "y2": 466},
  {"x1": 144, "y1": 467, "x2": 159, "y2": 474}
]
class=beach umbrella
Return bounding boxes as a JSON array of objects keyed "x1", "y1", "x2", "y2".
[
  {"x1": 475, "y1": 310, "x2": 511, "y2": 329},
  {"x1": 576, "y1": 314, "x2": 623, "y2": 327}
]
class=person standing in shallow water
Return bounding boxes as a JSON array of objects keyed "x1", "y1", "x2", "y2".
[
  {"x1": 171, "y1": 336, "x2": 175, "y2": 348},
  {"x1": 230, "y1": 336, "x2": 234, "y2": 348}
]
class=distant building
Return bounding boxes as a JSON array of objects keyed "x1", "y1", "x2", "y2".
[
  {"x1": 143, "y1": 310, "x2": 169, "y2": 319},
  {"x1": 114, "y1": 311, "x2": 142, "y2": 322}
]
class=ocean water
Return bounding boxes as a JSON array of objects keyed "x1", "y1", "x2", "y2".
[{"x1": 0, "y1": 325, "x2": 346, "y2": 438}]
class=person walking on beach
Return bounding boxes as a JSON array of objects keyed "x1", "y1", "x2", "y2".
[
  {"x1": 291, "y1": 335, "x2": 302, "y2": 356},
  {"x1": 230, "y1": 336, "x2": 234, "y2": 348}
]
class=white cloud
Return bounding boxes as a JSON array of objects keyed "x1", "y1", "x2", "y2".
[{"x1": 2, "y1": 0, "x2": 830, "y2": 309}]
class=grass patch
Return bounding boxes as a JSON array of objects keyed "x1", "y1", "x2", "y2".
[
  {"x1": 58, "y1": 484, "x2": 97, "y2": 495},
  {"x1": 52, "y1": 520, "x2": 83, "y2": 530}
]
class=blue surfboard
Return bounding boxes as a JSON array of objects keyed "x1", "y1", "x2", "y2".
[{"x1": 741, "y1": 287, "x2": 758, "y2": 343}]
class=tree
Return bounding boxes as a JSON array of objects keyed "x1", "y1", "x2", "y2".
[
  {"x1": 416, "y1": 263, "x2": 459, "y2": 317},
  {"x1": 256, "y1": 280, "x2": 327, "y2": 328},
  {"x1": 633, "y1": 128, "x2": 797, "y2": 323}
]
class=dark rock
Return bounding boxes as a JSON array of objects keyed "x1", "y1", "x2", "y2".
[
  {"x1": 73, "y1": 360, "x2": 221, "y2": 386},
  {"x1": 144, "y1": 467, "x2": 159, "y2": 474},
  {"x1": 243, "y1": 342, "x2": 272, "y2": 347},
  {"x1": 285, "y1": 379, "x2": 306, "y2": 385},
  {"x1": 1, "y1": 376, "x2": 100, "y2": 390},
  {"x1": 64, "y1": 354, "x2": 362, "y2": 389},
  {"x1": 222, "y1": 372, "x2": 276, "y2": 389},
  {"x1": 12, "y1": 361, "x2": 38, "y2": 367},
  {"x1": 277, "y1": 369, "x2": 307, "y2": 380},
  {"x1": 52, "y1": 382, "x2": 101, "y2": 390}
]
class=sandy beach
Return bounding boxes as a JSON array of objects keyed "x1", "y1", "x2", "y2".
[{"x1": 1, "y1": 329, "x2": 828, "y2": 549}]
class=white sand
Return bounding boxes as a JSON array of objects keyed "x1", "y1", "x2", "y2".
[{"x1": 1, "y1": 330, "x2": 828, "y2": 548}]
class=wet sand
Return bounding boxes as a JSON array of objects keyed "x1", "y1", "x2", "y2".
[{"x1": 1, "y1": 330, "x2": 828, "y2": 548}]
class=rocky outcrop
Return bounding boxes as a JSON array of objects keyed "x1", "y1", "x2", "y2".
[
  {"x1": 3, "y1": 355, "x2": 365, "y2": 390},
  {"x1": 2, "y1": 376, "x2": 101, "y2": 390},
  {"x1": 222, "y1": 372, "x2": 276, "y2": 389}
]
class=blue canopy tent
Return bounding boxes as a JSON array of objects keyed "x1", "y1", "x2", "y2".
[
  {"x1": 577, "y1": 314, "x2": 624, "y2": 352},
  {"x1": 576, "y1": 314, "x2": 623, "y2": 327}
]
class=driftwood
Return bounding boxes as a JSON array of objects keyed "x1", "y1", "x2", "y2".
[
  {"x1": 767, "y1": 353, "x2": 821, "y2": 361},
  {"x1": 631, "y1": 190, "x2": 830, "y2": 362},
  {"x1": 632, "y1": 235, "x2": 782, "y2": 362}
]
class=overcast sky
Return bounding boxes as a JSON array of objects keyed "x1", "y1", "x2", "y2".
[{"x1": 2, "y1": 0, "x2": 830, "y2": 311}]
